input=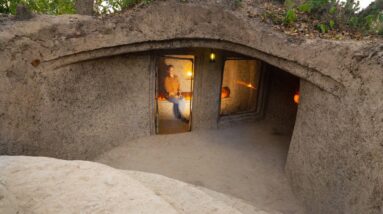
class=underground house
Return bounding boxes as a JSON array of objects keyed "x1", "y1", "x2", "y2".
[{"x1": 0, "y1": 1, "x2": 382, "y2": 214}]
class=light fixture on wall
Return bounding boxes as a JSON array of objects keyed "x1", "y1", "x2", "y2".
[
  {"x1": 186, "y1": 71, "x2": 193, "y2": 77},
  {"x1": 236, "y1": 80, "x2": 256, "y2": 90},
  {"x1": 209, "y1": 51, "x2": 216, "y2": 63},
  {"x1": 294, "y1": 91, "x2": 300, "y2": 104},
  {"x1": 221, "y1": 87, "x2": 230, "y2": 98},
  {"x1": 185, "y1": 70, "x2": 193, "y2": 80}
]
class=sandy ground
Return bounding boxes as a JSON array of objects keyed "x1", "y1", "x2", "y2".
[
  {"x1": 158, "y1": 119, "x2": 190, "y2": 134},
  {"x1": 95, "y1": 121, "x2": 305, "y2": 214}
]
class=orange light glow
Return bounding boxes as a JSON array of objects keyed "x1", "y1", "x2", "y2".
[
  {"x1": 294, "y1": 92, "x2": 300, "y2": 104},
  {"x1": 236, "y1": 80, "x2": 256, "y2": 89},
  {"x1": 221, "y1": 87, "x2": 230, "y2": 98},
  {"x1": 186, "y1": 71, "x2": 193, "y2": 77},
  {"x1": 158, "y1": 94, "x2": 166, "y2": 101},
  {"x1": 157, "y1": 92, "x2": 193, "y2": 101},
  {"x1": 181, "y1": 92, "x2": 193, "y2": 101}
]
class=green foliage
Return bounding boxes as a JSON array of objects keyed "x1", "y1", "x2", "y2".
[
  {"x1": 317, "y1": 23, "x2": 328, "y2": 33},
  {"x1": 329, "y1": 19, "x2": 335, "y2": 29},
  {"x1": 297, "y1": 3, "x2": 311, "y2": 13},
  {"x1": 0, "y1": 0, "x2": 155, "y2": 15},
  {"x1": 0, "y1": 0, "x2": 11, "y2": 13},
  {"x1": 329, "y1": 6, "x2": 336, "y2": 14},
  {"x1": 97, "y1": 0, "x2": 153, "y2": 14},
  {"x1": 354, "y1": 0, "x2": 383, "y2": 34},
  {"x1": 284, "y1": 8, "x2": 297, "y2": 24},
  {"x1": 0, "y1": 0, "x2": 76, "y2": 15},
  {"x1": 287, "y1": 0, "x2": 383, "y2": 35}
]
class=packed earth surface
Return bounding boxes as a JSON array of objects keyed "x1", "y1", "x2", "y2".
[
  {"x1": 0, "y1": 156, "x2": 279, "y2": 214},
  {"x1": 96, "y1": 121, "x2": 305, "y2": 214}
]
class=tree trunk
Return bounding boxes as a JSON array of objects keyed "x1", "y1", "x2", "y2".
[
  {"x1": 15, "y1": 4, "x2": 33, "y2": 20},
  {"x1": 75, "y1": 0, "x2": 93, "y2": 15}
]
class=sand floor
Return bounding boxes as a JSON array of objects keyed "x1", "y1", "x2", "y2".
[{"x1": 95, "y1": 121, "x2": 305, "y2": 214}]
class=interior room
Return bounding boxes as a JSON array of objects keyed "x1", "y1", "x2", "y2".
[
  {"x1": 220, "y1": 58, "x2": 262, "y2": 116},
  {"x1": 156, "y1": 55, "x2": 194, "y2": 134},
  {"x1": 151, "y1": 48, "x2": 300, "y2": 150}
]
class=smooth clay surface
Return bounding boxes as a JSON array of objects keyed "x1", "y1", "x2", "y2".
[{"x1": 0, "y1": 156, "x2": 277, "y2": 214}]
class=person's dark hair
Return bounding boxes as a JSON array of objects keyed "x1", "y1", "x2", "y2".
[{"x1": 166, "y1": 64, "x2": 174, "y2": 71}]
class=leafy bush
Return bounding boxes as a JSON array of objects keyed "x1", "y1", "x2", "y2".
[
  {"x1": 284, "y1": 8, "x2": 297, "y2": 24},
  {"x1": 0, "y1": 0, "x2": 154, "y2": 15},
  {"x1": 353, "y1": 0, "x2": 383, "y2": 34},
  {"x1": 0, "y1": 0, "x2": 76, "y2": 15},
  {"x1": 296, "y1": 0, "x2": 360, "y2": 31},
  {"x1": 282, "y1": 0, "x2": 383, "y2": 35}
]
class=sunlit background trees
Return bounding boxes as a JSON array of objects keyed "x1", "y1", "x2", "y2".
[{"x1": 0, "y1": 0, "x2": 153, "y2": 14}]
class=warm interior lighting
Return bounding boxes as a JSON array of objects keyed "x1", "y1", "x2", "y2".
[
  {"x1": 157, "y1": 92, "x2": 193, "y2": 101},
  {"x1": 181, "y1": 92, "x2": 193, "y2": 101},
  {"x1": 186, "y1": 71, "x2": 193, "y2": 77},
  {"x1": 209, "y1": 52, "x2": 216, "y2": 62},
  {"x1": 157, "y1": 94, "x2": 166, "y2": 101},
  {"x1": 294, "y1": 92, "x2": 300, "y2": 104},
  {"x1": 236, "y1": 80, "x2": 256, "y2": 89}
]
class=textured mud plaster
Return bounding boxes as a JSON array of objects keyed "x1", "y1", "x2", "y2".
[
  {"x1": 0, "y1": 156, "x2": 270, "y2": 213},
  {"x1": 286, "y1": 79, "x2": 383, "y2": 214},
  {"x1": 1, "y1": 55, "x2": 151, "y2": 159},
  {"x1": 285, "y1": 45, "x2": 383, "y2": 214},
  {"x1": 192, "y1": 50, "x2": 224, "y2": 129},
  {"x1": 0, "y1": 1, "x2": 382, "y2": 213}
]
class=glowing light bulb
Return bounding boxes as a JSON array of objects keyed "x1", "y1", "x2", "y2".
[
  {"x1": 186, "y1": 71, "x2": 193, "y2": 77},
  {"x1": 209, "y1": 52, "x2": 216, "y2": 62}
]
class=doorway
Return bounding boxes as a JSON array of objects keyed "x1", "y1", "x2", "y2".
[{"x1": 155, "y1": 55, "x2": 194, "y2": 134}]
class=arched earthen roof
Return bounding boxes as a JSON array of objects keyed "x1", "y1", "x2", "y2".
[{"x1": 0, "y1": 0, "x2": 381, "y2": 96}]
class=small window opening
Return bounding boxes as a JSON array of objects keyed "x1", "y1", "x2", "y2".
[{"x1": 220, "y1": 59, "x2": 262, "y2": 116}]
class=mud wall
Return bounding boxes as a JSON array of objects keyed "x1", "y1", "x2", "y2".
[
  {"x1": 287, "y1": 79, "x2": 383, "y2": 214},
  {"x1": 1, "y1": 54, "x2": 152, "y2": 159},
  {"x1": 192, "y1": 50, "x2": 224, "y2": 129}
]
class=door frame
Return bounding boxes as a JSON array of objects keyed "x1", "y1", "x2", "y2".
[{"x1": 149, "y1": 52, "x2": 196, "y2": 135}]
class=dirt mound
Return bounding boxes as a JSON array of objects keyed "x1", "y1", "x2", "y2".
[{"x1": 0, "y1": 156, "x2": 273, "y2": 213}]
